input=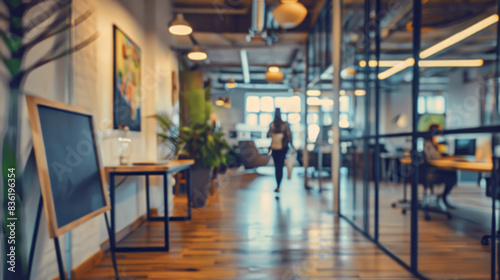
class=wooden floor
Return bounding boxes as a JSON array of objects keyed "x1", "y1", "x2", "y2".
[
  {"x1": 81, "y1": 169, "x2": 415, "y2": 280},
  {"x1": 338, "y1": 172, "x2": 494, "y2": 280}
]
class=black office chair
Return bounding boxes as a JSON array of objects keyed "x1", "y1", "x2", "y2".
[
  {"x1": 399, "y1": 152, "x2": 452, "y2": 221},
  {"x1": 419, "y1": 158, "x2": 453, "y2": 220}
]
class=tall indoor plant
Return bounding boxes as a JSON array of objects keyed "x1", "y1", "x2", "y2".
[
  {"x1": 1, "y1": 1, "x2": 97, "y2": 279},
  {"x1": 177, "y1": 122, "x2": 229, "y2": 207},
  {"x1": 155, "y1": 112, "x2": 179, "y2": 160}
]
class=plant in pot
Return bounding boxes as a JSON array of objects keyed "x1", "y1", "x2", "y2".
[
  {"x1": 154, "y1": 113, "x2": 179, "y2": 160},
  {"x1": 177, "y1": 122, "x2": 229, "y2": 208}
]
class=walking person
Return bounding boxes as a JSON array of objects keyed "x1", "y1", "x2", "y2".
[{"x1": 267, "y1": 108, "x2": 295, "y2": 192}]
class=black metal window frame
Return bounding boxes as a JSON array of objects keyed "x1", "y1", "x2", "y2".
[{"x1": 305, "y1": 0, "x2": 500, "y2": 279}]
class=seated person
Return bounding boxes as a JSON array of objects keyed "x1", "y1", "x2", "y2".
[{"x1": 423, "y1": 124, "x2": 458, "y2": 209}]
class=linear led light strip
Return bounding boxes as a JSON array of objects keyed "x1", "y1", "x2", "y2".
[
  {"x1": 377, "y1": 14, "x2": 499, "y2": 80},
  {"x1": 360, "y1": 59, "x2": 484, "y2": 68}
]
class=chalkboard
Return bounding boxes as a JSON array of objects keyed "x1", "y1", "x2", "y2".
[{"x1": 27, "y1": 96, "x2": 110, "y2": 238}]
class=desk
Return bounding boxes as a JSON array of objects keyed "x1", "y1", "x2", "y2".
[
  {"x1": 397, "y1": 156, "x2": 492, "y2": 173},
  {"x1": 428, "y1": 159, "x2": 492, "y2": 173},
  {"x1": 105, "y1": 159, "x2": 194, "y2": 253},
  {"x1": 392, "y1": 157, "x2": 491, "y2": 209}
]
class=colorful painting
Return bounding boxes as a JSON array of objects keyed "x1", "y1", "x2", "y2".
[{"x1": 113, "y1": 25, "x2": 141, "y2": 131}]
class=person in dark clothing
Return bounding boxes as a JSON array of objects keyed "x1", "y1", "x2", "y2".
[
  {"x1": 267, "y1": 108, "x2": 294, "y2": 192},
  {"x1": 423, "y1": 124, "x2": 458, "y2": 209}
]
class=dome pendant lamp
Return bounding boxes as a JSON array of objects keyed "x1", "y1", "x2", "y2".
[
  {"x1": 272, "y1": 0, "x2": 308, "y2": 29},
  {"x1": 265, "y1": 66, "x2": 284, "y2": 83},
  {"x1": 187, "y1": 45, "x2": 207, "y2": 61},
  {"x1": 168, "y1": 14, "x2": 193, "y2": 36}
]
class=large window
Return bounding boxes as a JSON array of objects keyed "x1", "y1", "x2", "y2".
[
  {"x1": 245, "y1": 95, "x2": 301, "y2": 126},
  {"x1": 418, "y1": 95, "x2": 446, "y2": 114}
]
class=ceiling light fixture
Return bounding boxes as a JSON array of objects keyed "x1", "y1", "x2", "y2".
[
  {"x1": 307, "y1": 89, "x2": 321, "y2": 96},
  {"x1": 419, "y1": 59, "x2": 484, "y2": 67},
  {"x1": 339, "y1": 90, "x2": 346, "y2": 95},
  {"x1": 420, "y1": 14, "x2": 499, "y2": 59},
  {"x1": 378, "y1": 59, "x2": 484, "y2": 79},
  {"x1": 354, "y1": 89, "x2": 366, "y2": 96},
  {"x1": 268, "y1": 66, "x2": 280, "y2": 73},
  {"x1": 272, "y1": 0, "x2": 308, "y2": 29},
  {"x1": 225, "y1": 78, "x2": 237, "y2": 89},
  {"x1": 168, "y1": 14, "x2": 193, "y2": 36},
  {"x1": 215, "y1": 97, "x2": 225, "y2": 106},
  {"x1": 361, "y1": 59, "x2": 484, "y2": 68},
  {"x1": 223, "y1": 97, "x2": 231, "y2": 108},
  {"x1": 379, "y1": 14, "x2": 497, "y2": 80},
  {"x1": 359, "y1": 60, "x2": 402, "y2": 67},
  {"x1": 187, "y1": 45, "x2": 207, "y2": 61},
  {"x1": 378, "y1": 58, "x2": 414, "y2": 80},
  {"x1": 265, "y1": 66, "x2": 284, "y2": 83}
]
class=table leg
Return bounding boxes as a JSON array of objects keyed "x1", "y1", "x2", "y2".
[
  {"x1": 169, "y1": 168, "x2": 192, "y2": 221},
  {"x1": 187, "y1": 168, "x2": 192, "y2": 220},
  {"x1": 146, "y1": 175, "x2": 151, "y2": 220},
  {"x1": 163, "y1": 172, "x2": 170, "y2": 251}
]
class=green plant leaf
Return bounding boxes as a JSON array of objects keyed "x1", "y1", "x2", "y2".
[
  {"x1": 3, "y1": 58, "x2": 21, "y2": 76},
  {"x1": 0, "y1": 30, "x2": 22, "y2": 53},
  {"x1": 155, "y1": 114, "x2": 173, "y2": 130},
  {"x1": 157, "y1": 133, "x2": 168, "y2": 139}
]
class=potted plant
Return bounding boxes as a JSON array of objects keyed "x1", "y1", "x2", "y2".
[
  {"x1": 154, "y1": 113, "x2": 179, "y2": 160},
  {"x1": 177, "y1": 122, "x2": 229, "y2": 207}
]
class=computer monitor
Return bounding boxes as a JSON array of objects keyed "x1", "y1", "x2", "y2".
[{"x1": 454, "y1": 139, "x2": 476, "y2": 156}]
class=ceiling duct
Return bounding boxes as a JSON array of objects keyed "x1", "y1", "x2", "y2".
[{"x1": 251, "y1": 0, "x2": 265, "y2": 33}]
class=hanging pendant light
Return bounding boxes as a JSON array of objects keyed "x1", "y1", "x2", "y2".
[
  {"x1": 168, "y1": 14, "x2": 192, "y2": 36},
  {"x1": 223, "y1": 97, "x2": 231, "y2": 108},
  {"x1": 225, "y1": 78, "x2": 237, "y2": 89},
  {"x1": 187, "y1": 45, "x2": 207, "y2": 61},
  {"x1": 265, "y1": 66, "x2": 284, "y2": 83},
  {"x1": 215, "y1": 97, "x2": 225, "y2": 106},
  {"x1": 272, "y1": 0, "x2": 308, "y2": 29}
]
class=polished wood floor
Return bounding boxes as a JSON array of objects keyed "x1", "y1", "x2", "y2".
[
  {"x1": 81, "y1": 169, "x2": 415, "y2": 280},
  {"x1": 337, "y1": 172, "x2": 494, "y2": 280}
]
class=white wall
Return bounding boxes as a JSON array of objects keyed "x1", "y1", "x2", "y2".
[
  {"x1": 0, "y1": 1, "x2": 179, "y2": 279},
  {"x1": 445, "y1": 69, "x2": 482, "y2": 129}
]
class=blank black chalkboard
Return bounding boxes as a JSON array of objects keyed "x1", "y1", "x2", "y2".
[
  {"x1": 37, "y1": 105, "x2": 107, "y2": 228},
  {"x1": 27, "y1": 95, "x2": 110, "y2": 238}
]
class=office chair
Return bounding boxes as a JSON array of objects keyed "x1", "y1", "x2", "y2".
[{"x1": 399, "y1": 152, "x2": 452, "y2": 221}]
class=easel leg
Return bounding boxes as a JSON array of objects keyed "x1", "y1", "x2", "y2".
[
  {"x1": 163, "y1": 173, "x2": 169, "y2": 251},
  {"x1": 27, "y1": 195, "x2": 43, "y2": 280},
  {"x1": 110, "y1": 174, "x2": 116, "y2": 251},
  {"x1": 104, "y1": 213, "x2": 120, "y2": 280},
  {"x1": 53, "y1": 237, "x2": 66, "y2": 280}
]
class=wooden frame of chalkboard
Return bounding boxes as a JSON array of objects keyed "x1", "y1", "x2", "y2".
[{"x1": 26, "y1": 95, "x2": 111, "y2": 238}]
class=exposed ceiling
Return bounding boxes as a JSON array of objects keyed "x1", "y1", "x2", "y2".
[
  {"x1": 326, "y1": 0, "x2": 499, "y2": 91},
  {"x1": 172, "y1": 0, "x2": 499, "y2": 93},
  {"x1": 170, "y1": 0, "x2": 327, "y2": 92}
]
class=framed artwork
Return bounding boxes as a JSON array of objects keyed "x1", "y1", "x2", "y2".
[{"x1": 113, "y1": 25, "x2": 141, "y2": 131}]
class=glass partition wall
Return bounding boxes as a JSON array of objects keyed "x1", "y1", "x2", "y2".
[{"x1": 310, "y1": 0, "x2": 500, "y2": 278}]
